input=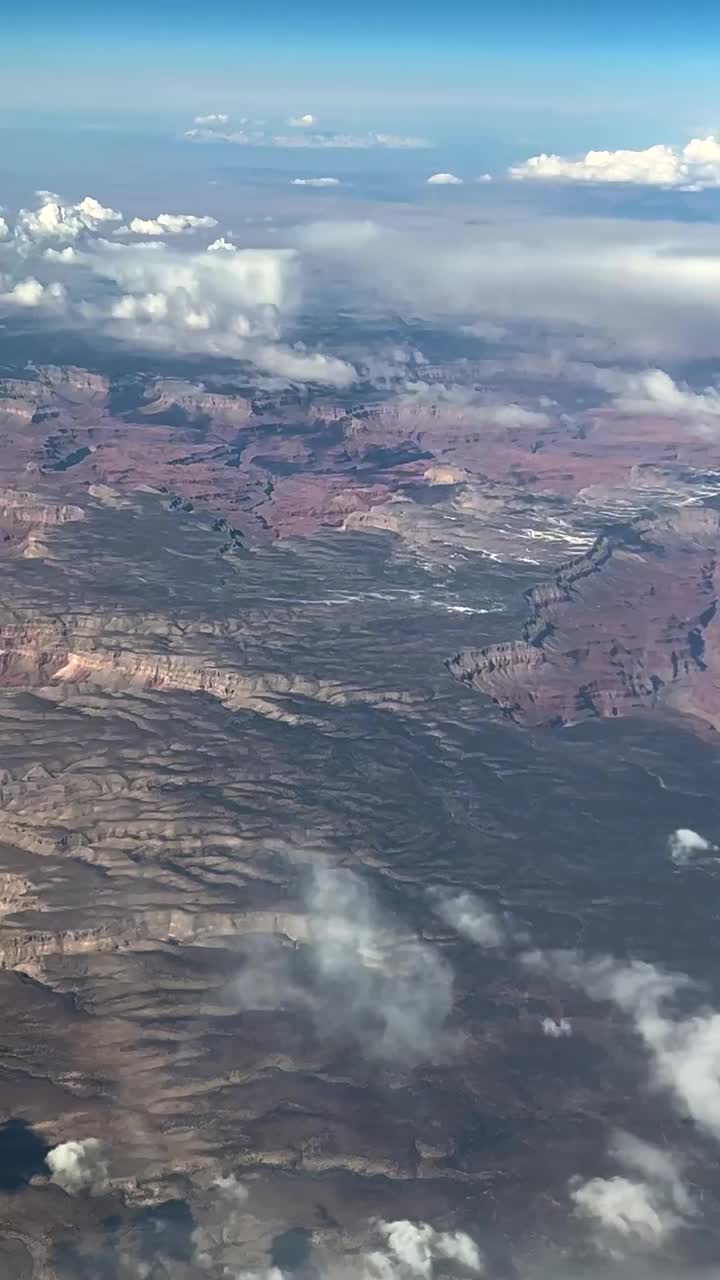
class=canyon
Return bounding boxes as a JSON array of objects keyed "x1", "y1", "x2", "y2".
[
  {"x1": 448, "y1": 506, "x2": 720, "y2": 737},
  {"x1": 0, "y1": 364, "x2": 718, "y2": 1278}
]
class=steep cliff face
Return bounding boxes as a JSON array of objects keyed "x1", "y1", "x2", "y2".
[
  {"x1": 447, "y1": 507, "x2": 720, "y2": 736},
  {"x1": 140, "y1": 381, "x2": 253, "y2": 426},
  {"x1": 40, "y1": 366, "x2": 109, "y2": 396},
  {"x1": 0, "y1": 492, "x2": 84, "y2": 525},
  {"x1": 0, "y1": 611, "x2": 417, "y2": 720}
]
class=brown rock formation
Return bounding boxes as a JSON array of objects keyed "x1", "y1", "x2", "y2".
[{"x1": 447, "y1": 506, "x2": 720, "y2": 736}]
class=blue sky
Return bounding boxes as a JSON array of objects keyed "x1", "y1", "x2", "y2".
[{"x1": 3, "y1": 0, "x2": 720, "y2": 153}]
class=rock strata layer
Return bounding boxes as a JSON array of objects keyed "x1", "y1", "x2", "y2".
[{"x1": 448, "y1": 507, "x2": 720, "y2": 735}]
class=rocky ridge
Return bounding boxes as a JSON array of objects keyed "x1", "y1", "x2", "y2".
[{"x1": 448, "y1": 506, "x2": 720, "y2": 735}]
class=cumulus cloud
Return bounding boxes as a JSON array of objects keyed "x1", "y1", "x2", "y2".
[
  {"x1": 511, "y1": 135, "x2": 720, "y2": 189},
  {"x1": 206, "y1": 237, "x2": 237, "y2": 253},
  {"x1": 571, "y1": 1174, "x2": 681, "y2": 1251},
  {"x1": 0, "y1": 277, "x2": 65, "y2": 308},
  {"x1": 430, "y1": 889, "x2": 507, "y2": 948},
  {"x1": 227, "y1": 1220, "x2": 483, "y2": 1280},
  {"x1": 234, "y1": 867, "x2": 455, "y2": 1064},
  {"x1": 81, "y1": 238, "x2": 296, "y2": 355},
  {"x1": 46, "y1": 1138, "x2": 109, "y2": 1195},
  {"x1": 0, "y1": 214, "x2": 357, "y2": 384},
  {"x1": 128, "y1": 212, "x2": 218, "y2": 236},
  {"x1": 289, "y1": 113, "x2": 316, "y2": 128},
  {"x1": 526, "y1": 949, "x2": 720, "y2": 1141},
  {"x1": 16, "y1": 190, "x2": 720, "y2": 375},
  {"x1": 43, "y1": 245, "x2": 77, "y2": 263},
  {"x1": 15, "y1": 192, "x2": 122, "y2": 243},
  {"x1": 193, "y1": 113, "x2": 229, "y2": 125},
  {"x1": 0, "y1": 215, "x2": 8, "y2": 239},
  {"x1": 363, "y1": 1221, "x2": 483, "y2": 1280},
  {"x1": 570, "y1": 1131, "x2": 694, "y2": 1255},
  {"x1": 426, "y1": 173, "x2": 463, "y2": 185},
  {"x1": 668, "y1": 828, "x2": 718, "y2": 866},
  {"x1": 213, "y1": 1173, "x2": 249, "y2": 1203},
  {"x1": 291, "y1": 177, "x2": 341, "y2": 187},
  {"x1": 541, "y1": 1016, "x2": 573, "y2": 1038}
]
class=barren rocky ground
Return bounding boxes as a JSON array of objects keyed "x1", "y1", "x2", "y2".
[{"x1": 0, "y1": 368, "x2": 719, "y2": 1278}]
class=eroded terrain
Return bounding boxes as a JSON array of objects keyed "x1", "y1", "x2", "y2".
[{"x1": 0, "y1": 368, "x2": 719, "y2": 1278}]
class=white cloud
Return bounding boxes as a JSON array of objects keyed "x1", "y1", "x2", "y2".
[
  {"x1": 571, "y1": 1175, "x2": 681, "y2": 1249},
  {"x1": 15, "y1": 232, "x2": 356, "y2": 385},
  {"x1": 0, "y1": 277, "x2": 65, "y2": 308},
  {"x1": 460, "y1": 321, "x2": 508, "y2": 340},
  {"x1": 291, "y1": 177, "x2": 341, "y2": 187},
  {"x1": 400, "y1": 382, "x2": 551, "y2": 428},
  {"x1": 251, "y1": 343, "x2": 356, "y2": 386},
  {"x1": 293, "y1": 219, "x2": 382, "y2": 251},
  {"x1": 43, "y1": 245, "x2": 77, "y2": 263},
  {"x1": 15, "y1": 192, "x2": 122, "y2": 242},
  {"x1": 570, "y1": 1131, "x2": 694, "y2": 1255},
  {"x1": 303, "y1": 867, "x2": 455, "y2": 1062},
  {"x1": 427, "y1": 173, "x2": 463, "y2": 185},
  {"x1": 213, "y1": 1174, "x2": 248, "y2": 1203},
  {"x1": 88, "y1": 240, "x2": 293, "y2": 337},
  {"x1": 234, "y1": 867, "x2": 455, "y2": 1064},
  {"x1": 431, "y1": 889, "x2": 506, "y2": 948},
  {"x1": 78, "y1": 239, "x2": 343, "y2": 376},
  {"x1": 46, "y1": 1138, "x2": 109, "y2": 1195},
  {"x1": 668, "y1": 828, "x2": 717, "y2": 866},
  {"x1": 510, "y1": 135, "x2": 720, "y2": 189},
  {"x1": 193, "y1": 113, "x2": 229, "y2": 125},
  {"x1": 185, "y1": 118, "x2": 431, "y2": 149},
  {"x1": 599, "y1": 367, "x2": 720, "y2": 430},
  {"x1": 286, "y1": 213, "x2": 720, "y2": 360},
  {"x1": 611, "y1": 1130, "x2": 693, "y2": 1215},
  {"x1": 207, "y1": 237, "x2": 237, "y2": 252},
  {"x1": 541, "y1": 1016, "x2": 573, "y2": 1038},
  {"x1": 0, "y1": 215, "x2": 8, "y2": 239},
  {"x1": 363, "y1": 1221, "x2": 483, "y2": 1280},
  {"x1": 228, "y1": 1220, "x2": 483, "y2": 1280},
  {"x1": 526, "y1": 950, "x2": 720, "y2": 1141},
  {"x1": 128, "y1": 212, "x2": 218, "y2": 236},
  {"x1": 277, "y1": 131, "x2": 431, "y2": 150}
]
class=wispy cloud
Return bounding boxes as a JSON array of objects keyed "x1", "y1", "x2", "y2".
[
  {"x1": 234, "y1": 866, "x2": 456, "y2": 1064},
  {"x1": 184, "y1": 116, "x2": 431, "y2": 149},
  {"x1": 525, "y1": 949, "x2": 720, "y2": 1141},
  {"x1": 570, "y1": 1130, "x2": 695, "y2": 1256},
  {"x1": 430, "y1": 888, "x2": 507, "y2": 948},
  {"x1": 291, "y1": 177, "x2": 341, "y2": 187}
]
